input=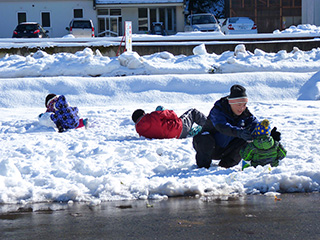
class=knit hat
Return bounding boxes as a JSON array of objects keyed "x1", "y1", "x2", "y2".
[
  {"x1": 132, "y1": 109, "x2": 145, "y2": 123},
  {"x1": 252, "y1": 119, "x2": 271, "y2": 136},
  {"x1": 45, "y1": 93, "x2": 57, "y2": 107},
  {"x1": 228, "y1": 84, "x2": 247, "y2": 101}
]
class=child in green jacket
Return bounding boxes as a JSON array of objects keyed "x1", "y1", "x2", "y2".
[{"x1": 240, "y1": 119, "x2": 287, "y2": 170}]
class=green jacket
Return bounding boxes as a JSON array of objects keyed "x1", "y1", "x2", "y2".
[{"x1": 240, "y1": 135, "x2": 287, "y2": 167}]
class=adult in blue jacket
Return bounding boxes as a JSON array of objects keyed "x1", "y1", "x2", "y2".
[{"x1": 193, "y1": 84, "x2": 259, "y2": 168}]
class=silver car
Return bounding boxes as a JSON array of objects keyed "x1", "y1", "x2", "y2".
[
  {"x1": 221, "y1": 17, "x2": 258, "y2": 35},
  {"x1": 184, "y1": 13, "x2": 221, "y2": 32},
  {"x1": 66, "y1": 19, "x2": 95, "y2": 38}
]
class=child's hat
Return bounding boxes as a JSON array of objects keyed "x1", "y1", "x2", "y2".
[
  {"x1": 252, "y1": 119, "x2": 271, "y2": 136},
  {"x1": 132, "y1": 109, "x2": 145, "y2": 123},
  {"x1": 45, "y1": 93, "x2": 57, "y2": 107}
]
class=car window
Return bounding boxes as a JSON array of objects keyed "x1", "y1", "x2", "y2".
[
  {"x1": 192, "y1": 16, "x2": 202, "y2": 24},
  {"x1": 72, "y1": 21, "x2": 91, "y2": 28},
  {"x1": 16, "y1": 24, "x2": 37, "y2": 31},
  {"x1": 229, "y1": 18, "x2": 239, "y2": 24},
  {"x1": 192, "y1": 15, "x2": 217, "y2": 25}
]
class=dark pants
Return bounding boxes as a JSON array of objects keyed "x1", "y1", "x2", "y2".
[
  {"x1": 193, "y1": 133, "x2": 247, "y2": 168},
  {"x1": 179, "y1": 108, "x2": 207, "y2": 139}
]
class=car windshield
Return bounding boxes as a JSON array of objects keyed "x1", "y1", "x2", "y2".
[
  {"x1": 16, "y1": 24, "x2": 37, "y2": 31},
  {"x1": 229, "y1": 17, "x2": 253, "y2": 24},
  {"x1": 192, "y1": 15, "x2": 216, "y2": 24},
  {"x1": 73, "y1": 21, "x2": 91, "y2": 28}
]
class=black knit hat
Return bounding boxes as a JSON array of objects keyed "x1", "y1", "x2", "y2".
[
  {"x1": 45, "y1": 93, "x2": 57, "y2": 107},
  {"x1": 132, "y1": 109, "x2": 145, "y2": 123},
  {"x1": 228, "y1": 84, "x2": 247, "y2": 99}
]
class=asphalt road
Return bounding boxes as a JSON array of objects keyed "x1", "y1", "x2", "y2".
[{"x1": 1, "y1": 193, "x2": 319, "y2": 240}]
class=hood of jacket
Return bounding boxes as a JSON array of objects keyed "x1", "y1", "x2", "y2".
[{"x1": 253, "y1": 135, "x2": 274, "y2": 150}]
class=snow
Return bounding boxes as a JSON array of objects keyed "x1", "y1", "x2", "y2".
[
  {"x1": 273, "y1": 24, "x2": 320, "y2": 35},
  {"x1": 1, "y1": 26, "x2": 320, "y2": 205}
]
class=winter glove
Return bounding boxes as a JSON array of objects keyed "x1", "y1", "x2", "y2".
[
  {"x1": 271, "y1": 127, "x2": 281, "y2": 141},
  {"x1": 188, "y1": 125, "x2": 202, "y2": 137},
  {"x1": 155, "y1": 106, "x2": 165, "y2": 111},
  {"x1": 237, "y1": 129, "x2": 253, "y2": 141}
]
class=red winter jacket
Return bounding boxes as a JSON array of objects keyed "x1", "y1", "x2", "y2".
[{"x1": 135, "y1": 110, "x2": 183, "y2": 139}]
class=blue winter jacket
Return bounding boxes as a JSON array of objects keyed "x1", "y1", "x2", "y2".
[
  {"x1": 208, "y1": 97, "x2": 258, "y2": 148},
  {"x1": 50, "y1": 95, "x2": 80, "y2": 130}
]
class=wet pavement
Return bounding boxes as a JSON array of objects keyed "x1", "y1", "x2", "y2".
[{"x1": 0, "y1": 193, "x2": 320, "y2": 240}]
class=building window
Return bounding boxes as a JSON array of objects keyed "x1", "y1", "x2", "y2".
[
  {"x1": 41, "y1": 12, "x2": 51, "y2": 27},
  {"x1": 97, "y1": 9, "x2": 122, "y2": 37},
  {"x1": 138, "y1": 8, "x2": 148, "y2": 31},
  {"x1": 98, "y1": 9, "x2": 109, "y2": 15},
  {"x1": 74, "y1": 9, "x2": 83, "y2": 18},
  {"x1": 110, "y1": 9, "x2": 121, "y2": 16},
  {"x1": 17, "y1": 12, "x2": 26, "y2": 24},
  {"x1": 138, "y1": 7, "x2": 176, "y2": 33}
]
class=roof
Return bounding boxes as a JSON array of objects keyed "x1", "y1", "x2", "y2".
[{"x1": 95, "y1": 0, "x2": 183, "y2": 4}]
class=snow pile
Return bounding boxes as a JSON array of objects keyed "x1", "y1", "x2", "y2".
[
  {"x1": 1, "y1": 43, "x2": 320, "y2": 78},
  {"x1": 1, "y1": 42, "x2": 320, "y2": 205},
  {"x1": 273, "y1": 24, "x2": 320, "y2": 34}
]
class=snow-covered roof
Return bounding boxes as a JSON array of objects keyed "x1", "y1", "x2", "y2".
[{"x1": 95, "y1": 0, "x2": 183, "y2": 4}]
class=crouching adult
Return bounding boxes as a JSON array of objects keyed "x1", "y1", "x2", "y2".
[{"x1": 193, "y1": 84, "x2": 258, "y2": 168}]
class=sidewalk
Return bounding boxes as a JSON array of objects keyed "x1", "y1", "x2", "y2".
[{"x1": 1, "y1": 193, "x2": 320, "y2": 240}]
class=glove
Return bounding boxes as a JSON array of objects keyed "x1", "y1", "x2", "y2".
[
  {"x1": 237, "y1": 129, "x2": 253, "y2": 141},
  {"x1": 188, "y1": 125, "x2": 202, "y2": 137},
  {"x1": 271, "y1": 127, "x2": 281, "y2": 141},
  {"x1": 155, "y1": 106, "x2": 165, "y2": 111}
]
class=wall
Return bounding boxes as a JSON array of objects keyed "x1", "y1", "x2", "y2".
[
  {"x1": 121, "y1": 8, "x2": 139, "y2": 34},
  {"x1": 302, "y1": 0, "x2": 320, "y2": 26},
  {"x1": 175, "y1": 5, "x2": 185, "y2": 32}
]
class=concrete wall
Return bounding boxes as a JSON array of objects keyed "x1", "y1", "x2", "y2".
[
  {"x1": 1, "y1": 39, "x2": 320, "y2": 58},
  {"x1": 0, "y1": 0, "x2": 96, "y2": 38}
]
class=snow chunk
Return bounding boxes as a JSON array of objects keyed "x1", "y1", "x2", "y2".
[
  {"x1": 234, "y1": 44, "x2": 248, "y2": 57},
  {"x1": 118, "y1": 51, "x2": 144, "y2": 69},
  {"x1": 159, "y1": 51, "x2": 174, "y2": 59},
  {"x1": 193, "y1": 43, "x2": 207, "y2": 55},
  {"x1": 33, "y1": 50, "x2": 49, "y2": 59},
  {"x1": 62, "y1": 34, "x2": 75, "y2": 38}
]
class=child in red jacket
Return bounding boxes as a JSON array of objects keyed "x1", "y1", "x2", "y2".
[{"x1": 131, "y1": 106, "x2": 207, "y2": 139}]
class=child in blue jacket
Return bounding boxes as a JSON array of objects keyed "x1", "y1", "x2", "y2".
[{"x1": 39, "y1": 93, "x2": 87, "y2": 132}]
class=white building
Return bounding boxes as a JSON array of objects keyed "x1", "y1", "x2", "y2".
[
  {"x1": 0, "y1": 0, "x2": 97, "y2": 38},
  {"x1": 302, "y1": 0, "x2": 320, "y2": 26},
  {"x1": 94, "y1": 0, "x2": 185, "y2": 37},
  {"x1": 0, "y1": 0, "x2": 185, "y2": 38}
]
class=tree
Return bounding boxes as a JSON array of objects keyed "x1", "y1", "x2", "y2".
[{"x1": 186, "y1": 0, "x2": 225, "y2": 18}]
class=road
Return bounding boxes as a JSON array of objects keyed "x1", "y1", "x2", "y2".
[{"x1": 1, "y1": 193, "x2": 319, "y2": 240}]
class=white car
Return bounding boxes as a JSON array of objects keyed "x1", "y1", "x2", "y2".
[
  {"x1": 221, "y1": 17, "x2": 257, "y2": 35},
  {"x1": 184, "y1": 13, "x2": 221, "y2": 32},
  {"x1": 66, "y1": 19, "x2": 95, "y2": 38}
]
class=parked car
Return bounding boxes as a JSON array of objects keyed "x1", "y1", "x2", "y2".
[
  {"x1": 12, "y1": 22, "x2": 49, "y2": 38},
  {"x1": 184, "y1": 13, "x2": 221, "y2": 32},
  {"x1": 150, "y1": 22, "x2": 167, "y2": 36},
  {"x1": 220, "y1": 17, "x2": 258, "y2": 35},
  {"x1": 66, "y1": 19, "x2": 95, "y2": 38}
]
